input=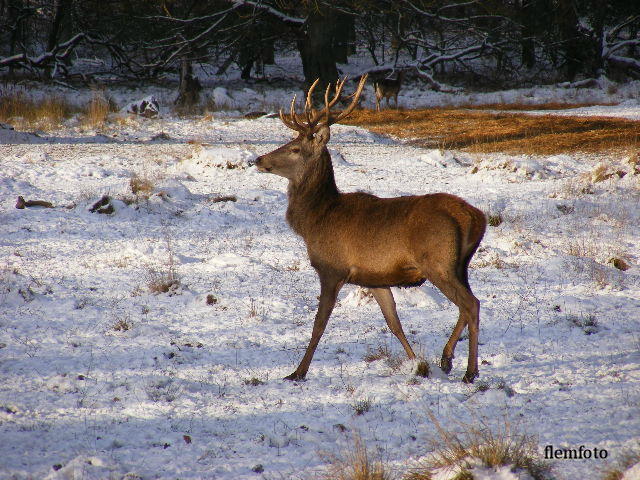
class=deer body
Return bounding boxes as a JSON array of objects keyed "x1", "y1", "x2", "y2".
[
  {"x1": 255, "y1": 76, "x2": 486, "y2": 383},
  {"x1": 374, "y1": 71, "x2": 404, "y2": 111}
]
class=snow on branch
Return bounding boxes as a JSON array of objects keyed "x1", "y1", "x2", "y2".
[
  {"x1": 607, "y1": 55, "x2": 640, "y2": 74},
  {"x1": 0, "y1": 32, "x2": 88, "y2": 70},
  {"x1": 144, "y1": 6, "x2": 240, "y2": 24},
  {"x1": 602, "y1": 20, "x2": 640, "y2": 77},
  {"x1": 229, "y1": 0, "x2": 305, "y2": 24},
  {"x1": 401, "y1": 0, "x2": 511, "y2": 26}
]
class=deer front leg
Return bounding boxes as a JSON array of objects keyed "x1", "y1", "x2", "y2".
[
  {"x1": 285, "y1": 276, "x2": 344, "y2": 381},
  {"x1": 370, "y1": 287, "x2": 415, "y2": 359}
]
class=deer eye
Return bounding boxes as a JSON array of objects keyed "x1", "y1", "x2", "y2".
[{"x1": 291, "y1": 146, "x2": 301, "y2": 153}]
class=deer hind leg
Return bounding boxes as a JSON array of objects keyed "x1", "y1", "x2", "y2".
[
  {"x1": 370, "y1": 287, "x2": 416, "y2": 359},
  {"x1": 429, "y1": 270, "x2": 480, "y2": 383},
  {"x1": 375, "y1": 94, "x2": 381, "y2": 112},
  {"x1": 285, "y1": 275, "x2": 344, "y2": 381}
]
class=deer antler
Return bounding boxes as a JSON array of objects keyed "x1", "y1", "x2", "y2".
[
  {"x1": 326, "y1": 74, "x2": 367, "y2": 126},
  {"x1": 279, "y1": 75, "x2": 368, "y2": 135}
]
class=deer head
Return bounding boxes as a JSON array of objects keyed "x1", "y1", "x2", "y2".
[{"x1": 255, "y1": 75, "x2": 367, "y2": 181}]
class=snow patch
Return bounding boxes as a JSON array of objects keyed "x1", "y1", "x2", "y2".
[
  {"x1": 189, "y1": 145, "x2": 256, "y2": 170},
  {"x1": 420, "y1": 149, "x2": 470, "y2": 168},
  {"x1": 212, "y1": 87, "x2": 235, "y2": 109},
  {"x1": 622, "y1": 462, "x2": 640, "y2": 480}
]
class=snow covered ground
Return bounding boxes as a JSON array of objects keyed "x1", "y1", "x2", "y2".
[{"x1": 1, "y1": 91, "x2": 639, "y2": 480}]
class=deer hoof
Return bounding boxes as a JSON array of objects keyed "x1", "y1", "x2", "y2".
[
  {"x1": 284, "y1": 372, "x2": 306, "y2": 381},
  {"x1": 440, "y1": 355, "x2": 454, "y2": 374},
  {"x1": 462, "y1": 370, "x2": 479, "y2": 384}
]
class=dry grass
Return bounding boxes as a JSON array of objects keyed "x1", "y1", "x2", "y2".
[
  {"x1": 464, "y1": 101, "x2": 617, "y2": 111},
  {"x1": 0, "y1": 91, "x2": 78, "y2": 130},
  {"x1": 147, "y1": 269, "x2": 180, "y2": 294},
  {"x1": 363, "y1": 344, "x2": 405, "y2": 372},
  {"x1": 82, "y1": 91, "x2": 111, "y2": 128},
  {"x1": 344, "y1": 107, "x2": 640, "y2": 155},
  {"x1": 406, "y1": 413, "x2": 553, "y2": 480},
  {"x1": 321, "y1": 434, "x2": 393, "y2": 480},
  {"x1": 363, "y1": 344, "x2": 393, "y2": 363},
  {"x1": 130, "y1": 173, "x2": 156, "y2": 198}
]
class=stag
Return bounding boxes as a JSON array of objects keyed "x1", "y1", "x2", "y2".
[{"x1": 255, "y1": 76, "x2": 486, "y2": 383}]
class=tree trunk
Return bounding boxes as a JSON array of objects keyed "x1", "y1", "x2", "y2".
[
  {"x1": 47, "y1": 0, "x2": 70, "y2": 52},
  {"x1": 333, "y1": 12, "x2": 353, "y2": 64},
  {"x1": 588, "y1": 1, "x2": 607, "y2": 77},
  {"x1": 7, "y1": 0, "x2": 25, "y2": 76},
  {"x1": 175, "y1": 56, "x2": 202, "y2": 113},
  {"x1": 556, "y1": 0, "x2": 581, "y2": 80},
  {"x1": 45, "y1": 0, "x2": 71, "y2": 77},
  {"x1": 296, "y1": 10, "x2": 339, "y2": 101},
  {"x1": 520, "y1": 0, "x2": 536, "y2": 69}
]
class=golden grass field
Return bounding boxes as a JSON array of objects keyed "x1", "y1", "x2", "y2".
[{"x1": 345, "y1": 106, "x2": 640, "y2": 155}]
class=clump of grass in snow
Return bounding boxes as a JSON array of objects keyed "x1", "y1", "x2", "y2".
[
  {"x1": 407, "y1": 413, "x2": 553, "y2": 480},
  {"x1": 112, "y1": 316, "x2": 132, "y2": 332},
  {"x1": 82, "y1": 90, "x2": 112, "y2": 128},
  {"x1": 352, "y1": 398, "x2": 373, "y2": 416},
  {"x1": 363, "y1": 343, "x2": 406, "y2": 372},
  {"x1": 364, "y1": 344, "x2": 392, "y2": 363},
  {"x1": 321, "y1": 434, "x2": 393, "y2": 480},
  {"x1": 566, "y1": 313, "x2": 599, "y2": 335},
  {"x1": 145, "y1": 229, "x2": 181, "y2": 295},
  {"x1": 487, "y1": 213, "x2": 503, "y2": 227},
  {"x1": 472, "y1": 379, "x2": 516, "y2": 398},
  {"x1": 145, "y1": 378, "x2": 180, "y2": 403},
  {"x1": 129, "y1": 173, "x2": 156, "y2": 198},
  {"x1": 147, "y1": 267, "x2": 180, "y2": 294}
]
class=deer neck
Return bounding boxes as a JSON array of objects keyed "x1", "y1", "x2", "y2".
[{"x1": 286, "y1": 148, "x2": 340, "y2": 236}]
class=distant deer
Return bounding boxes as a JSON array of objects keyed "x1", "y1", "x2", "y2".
[
  {"x1": 374, "y1": 70, "x2": 404, "y2": 111},
  {"x1": 255, "y1": 75, "x2": 486, "y2": 383}
]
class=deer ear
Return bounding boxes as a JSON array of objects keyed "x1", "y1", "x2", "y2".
[{"x1": 312, "y1": 125, "x2": 331, "y2": 151}]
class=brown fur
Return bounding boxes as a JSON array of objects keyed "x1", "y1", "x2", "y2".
[
  {"x1": 255, "y1": 76, "x2": 486, "y2": 382},
  {"x1": 374, "y1": 71, "x2": 404, "y2": 111}
]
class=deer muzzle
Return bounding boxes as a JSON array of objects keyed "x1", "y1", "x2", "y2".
[{"x1": 254, "y1": 155, "x2": 273, "y2": 173}]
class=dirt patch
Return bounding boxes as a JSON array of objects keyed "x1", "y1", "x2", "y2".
[{"x1": 344, "y1": 107, "x2": 640, "y2": 155}]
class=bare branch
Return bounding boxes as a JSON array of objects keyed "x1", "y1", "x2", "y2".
[{"x1": 228, "y1": 0, "x2": 305, "y2": 24}]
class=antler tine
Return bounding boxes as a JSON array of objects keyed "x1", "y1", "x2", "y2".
[
  {"x1": 325, "y1": 74, "x2": 368, "y2": 125},
  {"x1": 305, "y1": 78, "x2": 320, "y2": 111},
  {"x1": 323, "y1": 83, "x2": 331, "y2": 121},
  {"x1": 279, "y1": 77, "x2": 366, "y2": 134},
  {"x1": 327, "y1": 77, "x2": 347, "y2": 111},
  {"x1": 299, "y1": 78, "x2": 322, "y2": 129},
  {"x1": 315, "y1": 77, "x2": 349, "y2": 130},
  {"x1": 327, "y1": 74, "x2": 368, "y2": 126},
  {"x1": 279, "y1": 94, "x2": 307, "y2": 134}
]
